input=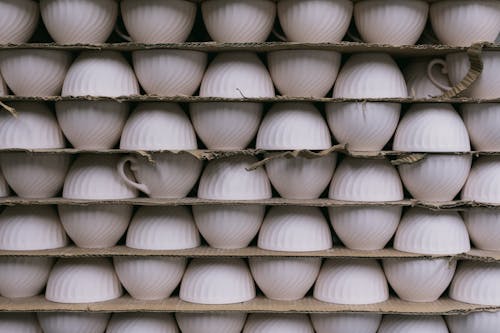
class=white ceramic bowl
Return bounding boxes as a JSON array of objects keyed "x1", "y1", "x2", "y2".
[
  {"x1": 461, "y1": 103, "x2": 500, "y2": 151},
  {"x1": 58, "y1": 205, "x2": 133, "y2": 248},
  {"x1": 314, "y1": 259, "x2": 389, "y2": 305},
  {"x1": 394, "y1": 208, "x2": 470, "y2": 255},
  {"x1": 121, "y1": 0, "x2": 196, "y2": 43},
  {"x1": 0, "y1": 257, "x2": 54, "y2": 298},
  {"x1": 243, "y1": 314, "x2": 314, "y2": 333},
  {"x1": 378, "y1": 315, "x2": 449, "y2": 333},
  {"x1": 311, "y1": 313, "x2": 382, "y2": 333},
  {"x1": 0, "y1": 50, "x2": 72, "y2": 96},
  {"x1": 114, "y1": 257, "x2": 187, "y2": 300},
  {"x1": 45, "y1": 258, "x2": 123, "y2": 303},
  {"x1": 192, "y1": 205, "x2": 264, "y2": 249},
  {"x1": 463, "y1": 208, "x2": 500, "y2": 251},
  {"x1": 40, "y1": 0, "x2": 118, "y2": 44},
  {"x1": 446, "y1": 311, "x2": 500, "y2": 333},
  {"x1": 0, "y1": 206, "x2": 67, "y2": 250},
  {"x1": 106, "y1": 313, "x2": 178, "y2": 333},
  {"x1": 180, "y1": 258, "x2": 255, "y2": 304},
  {"x1": 430, "y1": 0, "x2": 500, "y2": 46},
  {"x1": 382, "y1": 258, "x2": 456, "y2": 302},
  {"x1": 0, "y1": 313, "x2": 42, "y2": 333},
  {"x1": 56, "y1": 101, "x2": 129, "y2": 149},
  {"x1": 354, "y1": 0, "x2": 428, "y2": 45},
  {"x1": 133, "y1": 50, "x2": 207, "y2": 96},
  {"x1": 202, "y1": 0, "x2": 275, "y2": 42},
  {"x1": 267, "y1": 50, "x2": 341, "y2": 97},
  {"x1": 277, "y1": 0, "x2": 353, "y2": 42},
  {"x1": 450, "y1": 261, "x2": 500, "y2": 306},
  {"x1": 0, "y1": 0, "x2": 38, "y2": 43},
  {"x1": 258, "y1": 206, "x2": 333, "y2": 251},
  {"x1": 37, "y1": 313, "x2": 110, "y2": 333},
  {"x1": 126, "y1": 206, "x2": 200, "y2": 250},
  {"x1": 176, "y1": 313, "x2": 247, "y2": 333},
  {"x1": 404, "y1": 58, "x2": 450, "y2": 98},
  {"x1": 249, "y1": 257, "x2": 322, "y2": 300},
  {"x1": 462, "y1": 156, "x2": 500, "y2": 203},
  {"x1": 62, "y1": 51, "x2": 139, "y2": 97},
  {"x1": 0, "y1": 171, "x2": 9, "y2": 197}
]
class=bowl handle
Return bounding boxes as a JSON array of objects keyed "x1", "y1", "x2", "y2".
[
  {"x1": 427, "y1": 58, "x2": 453, "y2": 91},
  {"x1": 117, "y1": 156, "x2": 150, "y2": 195}
]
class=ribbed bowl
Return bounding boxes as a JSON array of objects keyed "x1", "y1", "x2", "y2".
[
  {"x1": 106, "y1": 313, "x2": 178, "y2": 333},
  {"x1": 461, "y1": 103, "x2": 500, "y2": 151},
  {"x1": 40, "y1": 0, "x2": 118, "y2": 43},
  {"x1": 382, "y1": 258, "x2": 456, "y2": 302},
  {"x1": 378, "y1": 315, "x2": 449, "y2": 333},
  {"x1": 277, "y1": 0, "x2": 353, "y2": 42},
  {"x1": 37, "y1": 313, "x2": 110, "y2": 333},
  {"x1": 121, "y1": 0, "x2": 196, "y2": 43},
  {"x1": 462, "y1": 156, "x2": 500, "y2": 203},
  {"x1": 354, "y1": 0, "x2": 428, "y2": 45},
  {"x1": 450, "y1": 261, "x2": 500, "y2": 306},
  {"x1": 258, "y1": 206, "x2": 333, "y2": 251},
  {"x1": 446, "y1": 311, "x2": 500, "y2": 333},
  {"x1": 329, "y1": 157, "x2": 403, "y2": 201},
  {"x1": 326, "y1": 102, "x2": 401, "y2": 151},
  {"x1": 463, "y1": 208, "x2": 500, "y2": 251},
  {"x1": 192, "y1": 205, "x2": 264, "y2": 249},
  {"x1": 257, "y1": 103, "x2": 332, "y2": 150},
  {"x1": 314, "y1": 259, "x2": 389, "y2": 305},
  {"x1": 0, "y1": 50, "x2": 72, "y2": 96},
  {"x1": 0, "y1": 0, "x2": 38, "y2": 43},
  {"x1": 404, "y1": 59, "x2": 450, "y2": 98},
  {"x1": 45, "y1": 258, "x2": 123, "y2": 304},
  {"x1": 249, "y1": 257, "x2": 322, "y2": 301},
  {"x1": 430, "y1": 0, "x2": 500, "y2": 46},
  {"x1": 0, "y1": 171, "x2": 9, "y2": 197},
  {"x1": 180, "y1": 258, "x2": 255, "y2": 304},
  {"x1": 197, "y1": 156, "x2": 271, "y2": 200},
  {"x1": 114, "y1": 257, "x2": 187, "y2": 300},
  {"x1": 329, "y1": 206, "x2": 402, "y2": 250},
  {"x1": 126, "y1": 206, "x2": 200, "y2": 250},
  {"x1": 0, "y1": 206, "x2": 67, "y2": 250},
  {"x1": 58, "y1": 205, "x2": 133, "y2": 249},
  {"x1": 176, "y1": 313, "x2": 247, "y2": 333},
  {"x1": 202, "y1": 0, "x2": 275, "y2": 42},
  {"x1": 0, "y1": 313, "x2": 42, "y2": 333},
  {"x1": 62, "y1": 51, "x2": 139, "y2": 97},
  {"x1": 311, "y1": 313, "x2": 382, "y2": 333},
  {"x1": 0, "y1": 257, "x2": 54, "y2": 298},
  {"x1": 63, "y1": 155, "x2": 138, "y2": 200},
  {"x1": 267, "y1": 50, "x2": 341, "y2": 97},
  {"x1": 394, "y1": 208, "x2": 470, "y2": 255},
  {"x1": 243, "y1": 314, "x2": 314, "y2": 333},
  {"x1": 133, "y1": 50, "x2": 207, "y2": 96},
  {"x1": 56, "y1": 101, "x2": 129, "y2": 149}
]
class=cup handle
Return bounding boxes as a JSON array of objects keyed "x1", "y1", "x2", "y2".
[
  {"x1": 117, "y1": 156, "x2": 150, "y2": 195},
  {"x1": 427, "y1": 59, "x2": 453, "y2": 91},
  {"x1": 114, "y1": 25, "x2": 133, "y2": 42}
]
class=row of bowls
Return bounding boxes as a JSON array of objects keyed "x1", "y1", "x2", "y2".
[
  {"x1": 1, "y1": 0, "x2": 500, "y2": 46},
  {"x1": 2, "y1": 312, "x2": 498, "y2": 333}
]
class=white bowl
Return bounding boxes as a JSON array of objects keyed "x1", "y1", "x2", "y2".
[
  {"x1": 394, "y1": 208, "x2": 470, "y2": 255},
  {"x1": 354, "y1": 0, "x2": 428, "y2": 45},
  {"x1": 121, "y1": 0, "x2": 196, "y2": 43},
  {"x1": 277, "y1": 0, "x2": 353, "y2": 42},
  {"x1": 192, "y1": 205, "x2": 264, "y2": 249},
  {"x1": 56, "y1": 101, "x2": 129, "y2": 149},
  {"x1": 267, "y1": 50, "x2": 341, "y2": 97},
  {"x1": 314, "y1": 259, "x2": 389, "y2": 305},
  {"x1": 258, "y1": 206, "x2": 333, "y2": 251},
  {"x1": 126, "y1": 206, "x2": 200, "y2": 250},
  {"x1": 180, "y1": 258, "x2": 255, "y2": 304},
  {"x1": 378, "y1": 315, "x2": 449, "y2": 333},
  {"x1": 37, "y1": 313, "x2": 110, "y2": 333},
  {"x1": 63, "y1": 155, "x2": 138, "y2": 199},
  {"x1": 40, "y1": 0, "x2": 118, "y2": 44},
  {"x1": 311, "y1": 314, "x2": 382, "y2": 333},
  {"x1": 0, "y1": 50, "x2": 72, "y2": 96},
  {"x1": 404, "y1": 58, "x2": 451, "y2": 98},
  {"x1": 446, "y1": 311, "x2": 500, "y2": 333},
  {"x1": 0, "y1": 313, "x2": 42, "y2": 333},
  {"x1": 0, "y1": 0, "x2": 38, "y2": 43},
  {"x1": 382, "y1": 258, "x2": 456, "y2": 302},
  {"x1": 62, "y1": 51, "x2": 139, "y2": 97},
  {"x1": 249, "y1": 257, "x2": 321, "y2": 300},
  {"x1": 58, "y1": 205, "x2": 133, "y2": 248},
  {"x1": 463, "y1": 208, "x2": 500, "y2": 251},
  {"x1": 243, "y1": 314, "x2": 314, "y2": 333},
  {"x1": 114, "y1": 257, "x2": 186, "y2": 300},
  {"x1": 0, "y1": 171, "x2": 9, "y2": 197},
  {"x1": 197, "y1": 156, "x2": 271, "y2": 200},
  {"x1": 45, "y1": 258, "x2": 123, "y2": 303},
  {"x1": 462, "y1": 156, "x2": 500, "y2": 203},
  {"x1": 106, "y1": 313, "x2": 178, "y2": 333},
  {"x1": 202, "y1": 0, "x2": 275, "y2": 42},
  {"x1": 0, "y1": 257, "x2": 54, "y2": 298},
  {"x1": 461, "y1": 103, "x2": 500, "y2": 151},
  {"x1": 450, "y1": 261, "x2": 500, "y2": 306},
  {"x1": 132, "y1": 50, "x2": 207, "y2": 96},
  {"x1": 176, "y1": 313, "x2": 247, "y2": 333},
  {"x1": 0, "y1": 206, "x2": 67, "y2": 250},
  {"x1": 430, "y1": 0, "x2": 500, "y2": 46}
]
